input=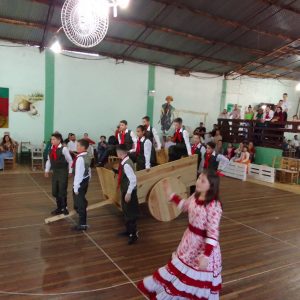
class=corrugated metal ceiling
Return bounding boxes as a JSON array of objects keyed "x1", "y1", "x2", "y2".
[{"x1": 0, "y1": 0, "x2": 299, "y2": 80}]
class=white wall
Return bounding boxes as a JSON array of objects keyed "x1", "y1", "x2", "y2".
[
  {"x1": 54, "y1": 55, "x2": 148, "y2": 141},
  {"x1": 225, "y1": 77, "x2": 299, "y2": 118},
  {"x1": 0, "y1": 44, "x2": 45, "y2": 144},
  {"x1": 153, "y1": 67, "x2": 223, "y2": 134}
]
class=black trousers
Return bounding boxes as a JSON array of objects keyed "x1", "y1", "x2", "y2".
[
  {"x1": 52, "y1": 168, "x2": 68, "y2": 209},
  {"x1": 121, "y1": 189, "x2": 139, "y2": 234},
  {"x1": 73, "y1": 177, "x2": 89, "y2": 226},
  {"x1": 168, "y1": 144, "x2": 188, "y2": 162}
]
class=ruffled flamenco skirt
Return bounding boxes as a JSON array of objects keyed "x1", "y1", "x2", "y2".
[{"x1": 138, "y1": 255, "x2": 222, "y2": 300}]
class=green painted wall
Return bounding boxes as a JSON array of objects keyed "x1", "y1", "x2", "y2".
[
  {"x1": 147, "y1": 65, "x2": 155, "y2": 126},
  {"x1": 44, "y1": 49, "x2": 55, "y2": 141},
  {"x1": 254, "y1": 146, "x2": 282, "y2": 166}
]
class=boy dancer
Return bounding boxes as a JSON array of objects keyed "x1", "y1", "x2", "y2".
[
  {"x1": 192, "y1": 134, "x2": 206, "y2": 175},
  {"x1": 116, "y1": 144, "x2": 139, "y2": 245},
  {"x1": 45, "y1": 133, "x2": 73, "y2": 215},
  {"x1": 132, "y1": 125, "x2": 156, "y2": 171},
  {"x1": 72, "y1": 139, "x2": 91, "y2": 231},
  {"x1": 168, "y1": 118, "x2": 192, "y2": 161},
  {"x1": 118, "y1": 120, "x2": 137, "y2": 150},
  {"x1": 142, "y1": 116, "x2": 161, "y2": 150},
  {"x1": 203, "y1": 142, "x2": 219, "y2": 171}
]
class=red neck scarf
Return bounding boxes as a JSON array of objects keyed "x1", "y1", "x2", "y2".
[
  {"x1": 174, "y1": 129, "x2": 182, "y2": 143},
  {"x1": 117, "y1": 156, "x2": 127, "y2": 188},
  {"x1": 204, "y1": 152, "x2": 212, "y2": 169},
  {"x1": 50, "y1": 145, "x2": 59, "y2": 161},
  {"x1": 120, "y1": 132, "x2": 125, "y2": 144},
  {"x1": 72, "y1": 152, "x2": 85, "y2": 169},
  {"x1": 266, "y1": 112, "x2": 269, "y2": 119},
  {"x1": 136, "y1": 138, "x2": 141, "y2": 155},
  {"x1": 191, "y1": 143, "x2": 199, "y2": 155}
]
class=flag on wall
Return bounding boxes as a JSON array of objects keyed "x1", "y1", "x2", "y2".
[{"x1": 0, "y1": 87, "x2": 9, "y2": 128}]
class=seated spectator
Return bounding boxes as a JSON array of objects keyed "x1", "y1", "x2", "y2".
[
  {"x1": 164, "y1": 136, "x2": 176, "y2": 150},
  {"x1": 213, "y1": 129, "x2": 222, "y2": 144},
  {"x1": 215, "y1": 140, "x2": 223, "y2": 155},
  {"x1": 264, "y1": 106, "x2": 274, "y2": 122},
  {"x1": 0, "y1": 135, "x2": 16, "y2": 171},
  {"x1": 292, "y1": 115, "x2": 300, "y2": 130},
  {"x1": 224, "y1": 143, "x2": 235, "y2": 160},
  {"x1": 271, "y1": 106, "x2": 284, "y2": 123},
  {"x1": 230, "y1": 104, "x2": 241, "y2": 119},
  {"x1": 244, "y1": 105, "x2": 254, "y2": 120},
  {"x1": 193, "y1": 122, "x2": 206, "y2": 138},
  {"x1": 233, "y1": 142, "x2": 244, "y2": 161},
  {"x1": 234, "y1": 145, "x2": 251, "y2": 170},
  {"x1": 83, "y1": 133, "x2": 95, "y2": 145},
  {"x1": 254, "y1": 108, "x2": 265, "y2": 124},
  {"x1": 248, "y1": 142, "x2": 256, "y2": 162},
  {"x1": 67, "y1": 134, "x2": 77, "y2": 158},
  {"x1": 97, "y1": 135, "x2": 107, "y2": 163},
  {"x1": 211, "y1": 124, "x2": 219, "y2": 137},
  {"x1": 204, "y1": 132, "x2": 214, "y2": 145},
  {"x1": 2, "y1": 132, "x2": 18, "y2": 147},
  {"x1": 64, "y1": 133, "x2": 72, "y2": 145},
  {"x1": 219, "y1": 109, "x2": 228, "y2": 119}
]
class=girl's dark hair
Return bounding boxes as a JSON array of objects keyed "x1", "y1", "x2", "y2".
[
  {"x1": 2, "y1": 135, "x2": 12, "y2": 145},
  {"x1": 195, "y1": 170, "x2": 221, "y2": 206}
]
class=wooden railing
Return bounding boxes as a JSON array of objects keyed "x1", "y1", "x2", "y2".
[{"x1": 217, "y1": 119, "x2": 300, "y2": 149}]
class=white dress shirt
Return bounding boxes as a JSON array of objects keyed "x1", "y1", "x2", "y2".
[
  {"x1": 264, "y1": 110, "x2": 274, "y2": 121},
  {"x1": 121, "y1": 156, "x2": 137, "y2": 194},
  {"x1": 45, "y1": 144, "x2": 73, "y2": 173},
  {"x1": 180, "y1": 128, "x2": 192, "y2": 156},
  {"x1": 147, "y1": 126, "x2": 161, "y2": 150},
  {"x1": 73, "y1": 152, "x2": 91, "y2": 193},
  {"x1": 67, "y1": 140, "x2": 77, "y2": 152},
  {"x1": 197, "y1": 143, "x2": 206, "y2": 172},
  {"x1": 118, "y1": 129, "x2": 137, "y2": 149}
]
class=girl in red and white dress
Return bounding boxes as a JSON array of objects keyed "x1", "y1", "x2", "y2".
[{"x1": 138, "y1": 170, "x2": 223, "y2": 300}]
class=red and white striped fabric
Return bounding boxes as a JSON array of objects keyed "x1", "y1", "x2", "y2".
[{"x1": 138, "y1": 194, "x2": 223, "y2": 299}]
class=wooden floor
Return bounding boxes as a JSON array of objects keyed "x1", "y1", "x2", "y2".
[{"x1": 0, "y1": 170, "x2": 300, "y2": 299}]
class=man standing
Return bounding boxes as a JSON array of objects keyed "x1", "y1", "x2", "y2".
[{"x1": 160, "y1": 96, "x2": 175, "y2": 137}]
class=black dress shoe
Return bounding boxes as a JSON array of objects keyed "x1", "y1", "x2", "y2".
[
  {"x1": 128, "y1": 233, "x2": 139, "y2": 245},
  {"x1": 51, "y1": 208, "x2": 62, "y2": 215},
  {"x1": 71, "y1": 225, "x2": 89, "y2": 231},
  {"x1": 62, "y1": 208, "x2": 69, "y2": 215}
]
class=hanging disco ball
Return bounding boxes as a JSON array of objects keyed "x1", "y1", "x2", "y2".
[{"x1": 61, "y1": 0, "x2": 109, "y2": 48}]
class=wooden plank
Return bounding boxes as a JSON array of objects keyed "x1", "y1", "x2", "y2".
[
  {"x1": 44, "y1": 200, "x2": 111, "y2": 224},
  {"x1": 222, "y1": 161, "x2": 247, "y2": 181},
  {"x1": 97, "y1": 155, "x2": 197, "y2": 205},
  {"x1": 136, "y1": 155, "x2": 197, "y2": 202},
  {"x1": 147, "y1": 177, "x2": 185, "y2": 222}
]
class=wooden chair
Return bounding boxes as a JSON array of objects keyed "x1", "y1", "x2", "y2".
[
  {"x1": 4, "y1": 151, "x2": 17, "y2": 170},
  {"x1": 31, "y1": 145, "x2": 44, "y2": 171}
]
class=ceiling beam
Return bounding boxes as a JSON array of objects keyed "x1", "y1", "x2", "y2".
[
  {"x1": 0, "y1": 35, "x2": 224, "y2": 76},
  {"x1": 114, "y1": 17, "x2": 266, "y2": 57},
  {"x1": 230, "y1": 38, "x2": 300, "y2": 79},
  {"x1": 30, "y1": 0, "x2": 300, "y2": 57},
  {"x1": 152, "y1": 0, "x2": 297, "y2": 42},
  {"x1": 40, "y1": 0, "x2": 55, "y2": 51},
  {"x1": 257, "y1": 0, "x2": 300, "y2": 15},
  {"x1": 0, "y1": 35, "x2": 297, "y2": 80},
  {"x1": 1, "y1": 15, "x2": 300, "y2": 75}
]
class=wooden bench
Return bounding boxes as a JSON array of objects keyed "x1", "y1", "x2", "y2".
[{"x1": 248, "y1": 164, "x2": 275, "y2": 183}]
